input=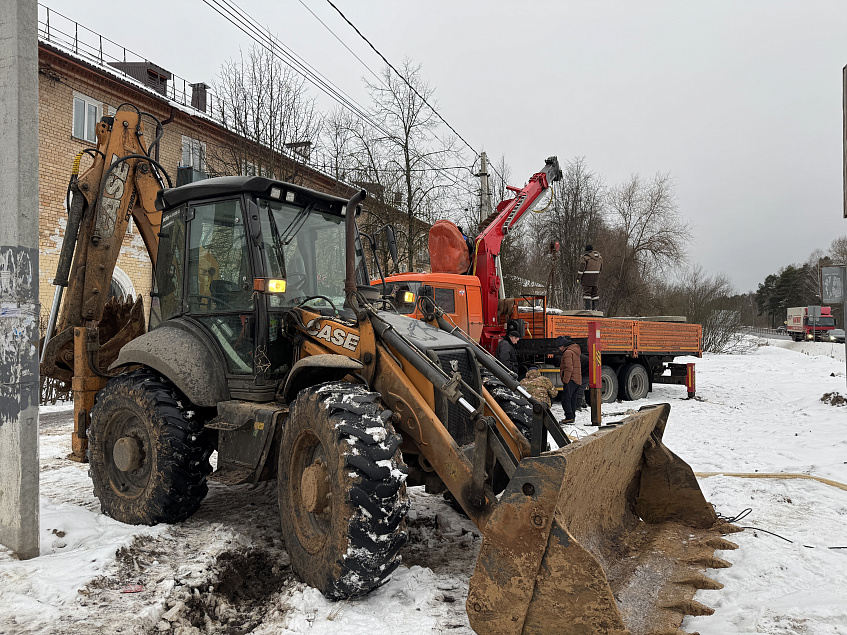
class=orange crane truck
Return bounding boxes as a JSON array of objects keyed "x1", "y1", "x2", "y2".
[{"x1": 383, "y1": 157, "x2": 701, "y2": 404}]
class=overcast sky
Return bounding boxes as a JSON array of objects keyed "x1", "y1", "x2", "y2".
[{"x1": 42, "y1": 0, "x2": 847, "y2": 292}]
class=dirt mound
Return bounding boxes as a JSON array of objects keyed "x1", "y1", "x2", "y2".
[
  {"x1": 821, "y1": 392, "x2": 847, "y2": 407},
  {"x1": 176, "y1": 548, "x2": 292, "y2": 634}
]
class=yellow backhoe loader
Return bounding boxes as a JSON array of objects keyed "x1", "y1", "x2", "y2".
[{"x1": 42, "y1": 105, "x2": 739, "y2": 634}]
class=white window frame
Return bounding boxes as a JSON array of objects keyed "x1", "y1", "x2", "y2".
[
  {"x1": 72, "y1": 92, "x2": 102, "y2": 143},
  {"x1": 181, "y1": 135, "x2": 207, "y2": 172}
]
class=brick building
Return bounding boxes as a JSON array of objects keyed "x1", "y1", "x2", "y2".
[{"x1": 36, "y1": 12, "x2": 361, "y2": 327}]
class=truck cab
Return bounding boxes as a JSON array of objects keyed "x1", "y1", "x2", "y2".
[
  {"x1": 379, "y1": 272, "x2": 484, "y2": 342},
  {"x1": 786, "y1": 306, "x2": 835, "y2": 341}
]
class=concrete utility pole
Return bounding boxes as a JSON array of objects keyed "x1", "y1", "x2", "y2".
[
  {"x1": 477, "y1": 151, "x2": 493, "y2": 224},
  {"x1": 0, "y1": 0, "x2": 40, "y2": 559}
]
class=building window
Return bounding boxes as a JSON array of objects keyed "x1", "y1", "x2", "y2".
[
  {"x1": 181, "y1": 135, "x2": 206, "y2": 172},
  {"x1": 73, "y1": 93, "x2": 101, "y2": 143}
]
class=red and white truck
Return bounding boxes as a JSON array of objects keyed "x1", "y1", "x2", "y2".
[{"x1": 786, "y1": 306, "x2": 835, "y2": 341}]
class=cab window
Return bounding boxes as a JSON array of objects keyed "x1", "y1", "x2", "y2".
[
  {"x1": 152, "y1": 209, "x2": 186, "y2": 324},
  {"x1": 187, "y1": 200, "x2": 253, "y2": 313},
  {"x1": 187, "y1": 199, "x2": 255, "y2": 374}
]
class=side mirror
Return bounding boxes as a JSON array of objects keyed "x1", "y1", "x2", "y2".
[{"x1": 384, "y1": 225, "x2": 399, "y2": 266}]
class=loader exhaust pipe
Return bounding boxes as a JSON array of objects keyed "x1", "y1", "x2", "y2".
[{"x1": 344, "y1": 189, "x2": 367, "y2": 312}]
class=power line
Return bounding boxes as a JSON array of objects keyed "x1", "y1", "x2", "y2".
[
  {"x1": 294, "y1": 0, "x2": 386, "y2": 88},
  {"x1": 298, "y1": 0, "x2": 496, "y2": 190},
  {"x1": 323, "y1": 0, "x2": 481, "y2": 162},
  {"x1": 202, "y1": 0, "x2": 389, "y2": 139},
  {"x1": 201, "y1": 0, "x2": 482, "y2": 197},
  {"x1": 318, "y1": 0, "x2": 506, "y2": 188}
]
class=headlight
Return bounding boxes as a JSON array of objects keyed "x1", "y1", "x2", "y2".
[
  {"x1": 253, "y1": 278, "x2": 286, "y2": 293},
  {"x1": 831, "y1": 336, "x2": 836, "y2": 341},
  {"x1": 401, "y1": 291, "x2": 415, "y2": 303},
  {"x1": 807, "y1": 334, "x2": 814, "y2": 340}
]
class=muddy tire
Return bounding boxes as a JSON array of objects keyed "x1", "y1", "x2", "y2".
[
  {"x1": 618, "y1": 363, "x2": 650, "y2": 401},
  {"x1": 600, "y1": 365, "x2": 619, "y2": 404},
  {"x1": 88, "y1": 368, "x2": 213, "y2": 525},
  {"x1": 278, "y1": 381, "x2": 409, "y2": 599},
  {"x1": 481, "y1": 372, "x2": 535, "y2": 440}
]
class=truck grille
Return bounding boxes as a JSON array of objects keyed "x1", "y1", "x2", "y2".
[{"x1": 434, "y1": 348, "x2": 480, "y2": 446}]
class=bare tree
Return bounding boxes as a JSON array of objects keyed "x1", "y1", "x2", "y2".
[
  {"x1": 210, "y1": 44, "x2": 322, "y2": 182},
  {"x1": 655, "y1": 266, "x2": 746, "y2": 353},
  {"x1": 528, "y1": 158, "x2": 605, "y2": 308},
  {"x1": 830, "y1": 236, "x2": 847, "y2": 265},
  {"x1": 364, "y1": 60, "x2": 464, "y2": 272},
  {"x1": 603, "y1": 172, "x2": 691, "y2": 315}
]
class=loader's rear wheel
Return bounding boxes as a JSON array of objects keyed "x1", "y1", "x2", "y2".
[
  {"x1": 278, "y1": 381, "x2": 409, "y2": 599},
  {"x1": 88, "y1": 368, "x2": 213, "y2": 525},
  {"x1": 619, "y1": 363, "x2": 650, "y2": 401},
  {"x1": 600, "y1": 365, "x2": 619, "y2": 404}
]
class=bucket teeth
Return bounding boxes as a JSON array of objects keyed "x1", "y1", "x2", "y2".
[
  {"x1": 676, "y1": 573, "x2": 724, "y2": 590},
  {"x1": 688, "y1": 554, "x2": 732, "y2": 569},
  {"x1": 664, "y1": 599, "x2": 715, "y2": 617},
  {"x1": 703, "y1": 537, "x2": 738, "y2": 551},
  {"x1": 717, "y1": 522, "x2": 743, "y2": 534}
]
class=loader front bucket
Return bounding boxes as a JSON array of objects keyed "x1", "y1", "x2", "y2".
[{"x1": 467, "y1": 404, "x2": 739, "y2": 635}]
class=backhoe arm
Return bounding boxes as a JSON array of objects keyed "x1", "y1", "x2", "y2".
[
  {"x1": 40, "y1": 106, "x2": 168, "y2": 461},
  {"x1": 41, "y1": 107, "x2": 165, "y2": 385}
]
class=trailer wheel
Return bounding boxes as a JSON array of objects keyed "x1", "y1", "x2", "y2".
[
  {"x1": 88, "y1": 368, "x2": 214, "y2": 525},
  {"x1": 278, "y1": 381, "x2": 409, "y2": 599},
  {"x1": 600, "y1": 365, "x2": 619, "y2": 404},
  {"x1": 618, "y1": 363, "x2": 650, "y2": 401}
]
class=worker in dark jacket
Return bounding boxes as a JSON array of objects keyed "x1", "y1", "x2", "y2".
[
  {"x1": 577, "y1": 351, "x2": 590, "y2": 409},
  {"x1": 556, "y1": 336, "x2": 582, "y2": 424},
  {"x1": 577, "y1": 245, "x2": 602, "y2": 311},
  {"x1": 496, "y1": 330, "x2": 520, "y2": 375}
]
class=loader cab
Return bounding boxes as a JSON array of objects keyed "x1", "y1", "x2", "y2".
[{"x1": 152, "y1": 176, "x2": 368, "y2": 400}]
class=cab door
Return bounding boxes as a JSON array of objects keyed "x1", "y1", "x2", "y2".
[{"x1": 184, "y1": 198, "x2": 260, "y2": 397}]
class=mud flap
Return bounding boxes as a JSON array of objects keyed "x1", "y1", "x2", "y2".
[{"x1": 467, "y1": 404, "x2": 737, "y2": 635}]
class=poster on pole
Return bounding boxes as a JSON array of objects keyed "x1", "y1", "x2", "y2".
[{"x1": 821, "y1": 266, "x2": 845, "y2": 304}]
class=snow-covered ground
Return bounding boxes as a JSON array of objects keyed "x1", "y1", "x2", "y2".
[{"x1": 2, "y1": 337, "x2": 847, "y2": 634}]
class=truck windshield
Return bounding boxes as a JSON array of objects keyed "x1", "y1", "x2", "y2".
[
  {"x1": 805, "y1": 317, "x2": 836, "y2": 327},
  {"x1": 257, "y1": 197, "x2": 364, "y2": 309},
  {"x1": 384, "y1": 281, "x2": 457, "y2": 314}
]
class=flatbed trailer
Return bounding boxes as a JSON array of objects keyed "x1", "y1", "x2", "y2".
[
  {"x1": 503, "y1": 295, "x2": 700, "y2": 402},
  {"x1": 381, "y1": 274, "x2": 701, "y2": 402}
]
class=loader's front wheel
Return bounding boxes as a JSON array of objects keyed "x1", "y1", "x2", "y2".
[
  {"x1": 278, "y1": 381, "x2": 409, "y2": 599},
  {"x1": 88, "y1": 368, "x2": 213, "y2": 525}
]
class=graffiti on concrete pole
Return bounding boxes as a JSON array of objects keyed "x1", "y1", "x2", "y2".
[{"x1": 0, "y1": 246, "x2": 39, "y2": 427}]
